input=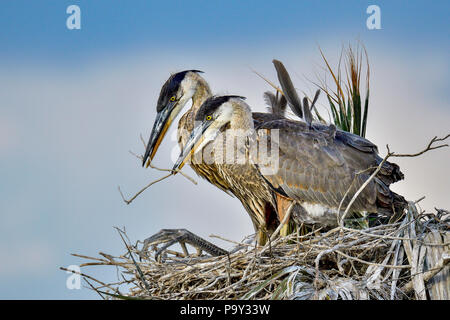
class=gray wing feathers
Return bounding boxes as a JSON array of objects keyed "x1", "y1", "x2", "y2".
[
  {"x1": 260, "y1": 127, "x2": 379, "y2": 211},
  {"x1": 335, "y1": 130, "x2": 378, "y2": 153}
]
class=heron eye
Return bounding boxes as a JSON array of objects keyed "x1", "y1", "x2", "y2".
[
  {"x1": 170, "y1": 96, "x2": 176, "y2": 102},
  {"x1": 206, "y1": 115, "x2": 212, "y2": 121}
]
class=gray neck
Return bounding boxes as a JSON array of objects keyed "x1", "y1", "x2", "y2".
[
  {"x1": 191, "y1": 75, "x2": 212, "y2": 112},
  {"x1": 230, "y1": 100, "x2": 254, "y2": 131}
]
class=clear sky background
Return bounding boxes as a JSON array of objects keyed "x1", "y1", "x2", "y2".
[{"x1": 0, "y1": 1, "x2": 448, "y2": 299}]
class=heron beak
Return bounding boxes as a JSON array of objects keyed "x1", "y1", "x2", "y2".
[
  {"x1": 172, "y1": 121, "x2": 216, "y2": 174},
  {"x1": 142, "y1": 101, "x2": 177, "y2": 168}
]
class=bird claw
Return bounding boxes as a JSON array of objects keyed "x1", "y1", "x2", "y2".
[{"x1": 138, "y1": 229, "x2": 228, "y2": 262}]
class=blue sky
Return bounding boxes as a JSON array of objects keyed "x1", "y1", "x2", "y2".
[
  {"x1": 1, "y1": 1, "x2": 449, "y2": 61},
  {"x1": 0, "y1": 1, "x2": 448, "y2": 299}
]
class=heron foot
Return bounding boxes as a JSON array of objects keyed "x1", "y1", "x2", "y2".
[{"x1": 138, "y1": 229, "x2": 229, "y2": 262}]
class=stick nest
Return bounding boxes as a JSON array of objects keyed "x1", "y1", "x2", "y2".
[{"x1": 68, "y1": 202, "x2": 449, "y2": 300}]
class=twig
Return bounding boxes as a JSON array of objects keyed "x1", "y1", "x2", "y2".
[
  {"x1": 269, "y1": 201, "x2": 295, "y2": 242},
  {"x1": 401, "y1": 254, "x2": 450, "y2": 293},
  {"x1": 121, "y1": 137, "x2": 198, "y2": 205},
  {"x1": 388, "y1": 134, "x2": 450, "y2": 158},
  {"x1": 414, "y1": 196, "x2": 426, "y2": 204},
  {"x1": 339, "y1": 154, "x2": 389, "y2": 226},
  {"x1": 338, "y1": 134, "x2": 449, "y2": 226},
  {"x1": 336, "y1": 250, "x2": 410, "y2": 269},
  {"x1": 251, "y1": 69, "x2": 284, "y2": 97},
  {"x1": 118, "y1": 173, "x2": 173, "y2": 205},
  {"x1": 59, "y1": 267, "x2": 119, "y2": 294},
  {"x1": 115, "y1": 227, "x2": 152, "y2": 293},
  {"x1": 131, "y1": 148, "x2": 198, "y2": 185},
  {"x1": 209, "y1": 234, "x2": 253, "y2": 248},
  {"x1": 83, "y1": 277, "x2": 106, "y2": 300}
]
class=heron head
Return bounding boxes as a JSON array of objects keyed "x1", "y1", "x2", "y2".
[
  {"x1": 172, "y1": 95, "x2": 246, "y2": 172},
  {"x1": 142, "y1": 70, "x2": 204, "y2": 167}
]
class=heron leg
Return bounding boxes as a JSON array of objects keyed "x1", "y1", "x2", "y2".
[
  {"x1": 138, "y1": 229, "x2": 228, "y2": 261},
  {"x1": 280, "y1": 223, "x2": 290, "y2": 237},
  {"x1": 276, "y1": 194, "x2": 294, "y2": 237}
]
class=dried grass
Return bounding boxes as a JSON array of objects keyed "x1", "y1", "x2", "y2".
[{"x1": 68, "y1": 203, "x2": 449, "y2": 300}]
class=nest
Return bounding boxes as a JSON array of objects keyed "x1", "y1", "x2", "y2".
[{"x1": 68, "y1": 202, "x2": 449, "y2": 300}]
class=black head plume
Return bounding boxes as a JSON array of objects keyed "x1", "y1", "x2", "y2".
[
  {"x1": 195, "y1": 95, "x2": 246, "y2": 121},
  {"x1": 157, "y1": 70, "x2": 203, "y2": 112}
]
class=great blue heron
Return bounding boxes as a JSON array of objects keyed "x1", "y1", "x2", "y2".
[
  {"x1": 141, "y1": 70, "x2": 294, "y2": 249},
  {"x1": 172, "y1": 95, "x2": 406, "y2": 244},
  {"x1": 140, "y1": 63, "x2": 405, "y2": 259}
]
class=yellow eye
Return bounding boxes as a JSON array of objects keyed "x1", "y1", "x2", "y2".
[
  {"x1": 206, "y1": 115, "x2": 212, "y2": 121},
  {"x1": 170, "y1": 96, "x2": 176, "y2": 102}
]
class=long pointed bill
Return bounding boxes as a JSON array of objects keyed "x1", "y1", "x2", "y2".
[
  {"x1": 172, "y1": 121, "x2": 218, "y2": 174},
  {"x1": 142, "y1": 102, "x2": 177, "y2": 168}
]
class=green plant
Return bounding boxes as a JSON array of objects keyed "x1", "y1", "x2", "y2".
[{"x1": 316, "y1": 44, "x2": 370, "y2": 138}]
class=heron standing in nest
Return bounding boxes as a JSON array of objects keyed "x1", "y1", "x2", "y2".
[
  {"x1": 140, "y1": 63, "x2": 405, "y2": 258},
  {"x1": 172, "y1": 95, "x2": 407, "y2": 251},
  {"x1": 141, "y1": 69, "x2": 294, "y2": 253}
]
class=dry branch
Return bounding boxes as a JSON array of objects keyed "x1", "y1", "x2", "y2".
[{"x1": 117, "y1": 136, "x2": 198, "y2": 205}]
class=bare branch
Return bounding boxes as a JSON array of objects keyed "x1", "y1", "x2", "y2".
[
  {"x1": 139, "y1": 133, "x2": 147, "y2": 148},
  {"x1": 388, "y1": 134, "x2": 450, "y2": 158},
  {"x1": 119, "y1": 135, "x2": 199, "y2": 205},
  {"x1": 251, "y1": 68, "x2": 284, "y2": 96},
  {"x1": 115, "y1": 227, "x2": 152, "y2": 293},
  {"x1": 401, "y1": 254, "x2": 450, "y2": 293},
  {"x1": 338, "y1": 134, "x2": 449, "y2": 226},
  {"x1": 118, "y1": 173, "x2": 172, "y2": 205}
]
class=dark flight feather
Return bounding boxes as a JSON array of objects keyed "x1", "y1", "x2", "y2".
[
  {"x1": 310, "y1": 89, "x2": 320, "y2": 110},
  {"x1": 272, "y1": 59, "x2": 303, "y2": 119},
  {"x1": 302, "y1": 97, "x2": 313, "y2": 126},
  {"x1": 263, "y1": 91, "x2": 287, "y2": 116}
]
